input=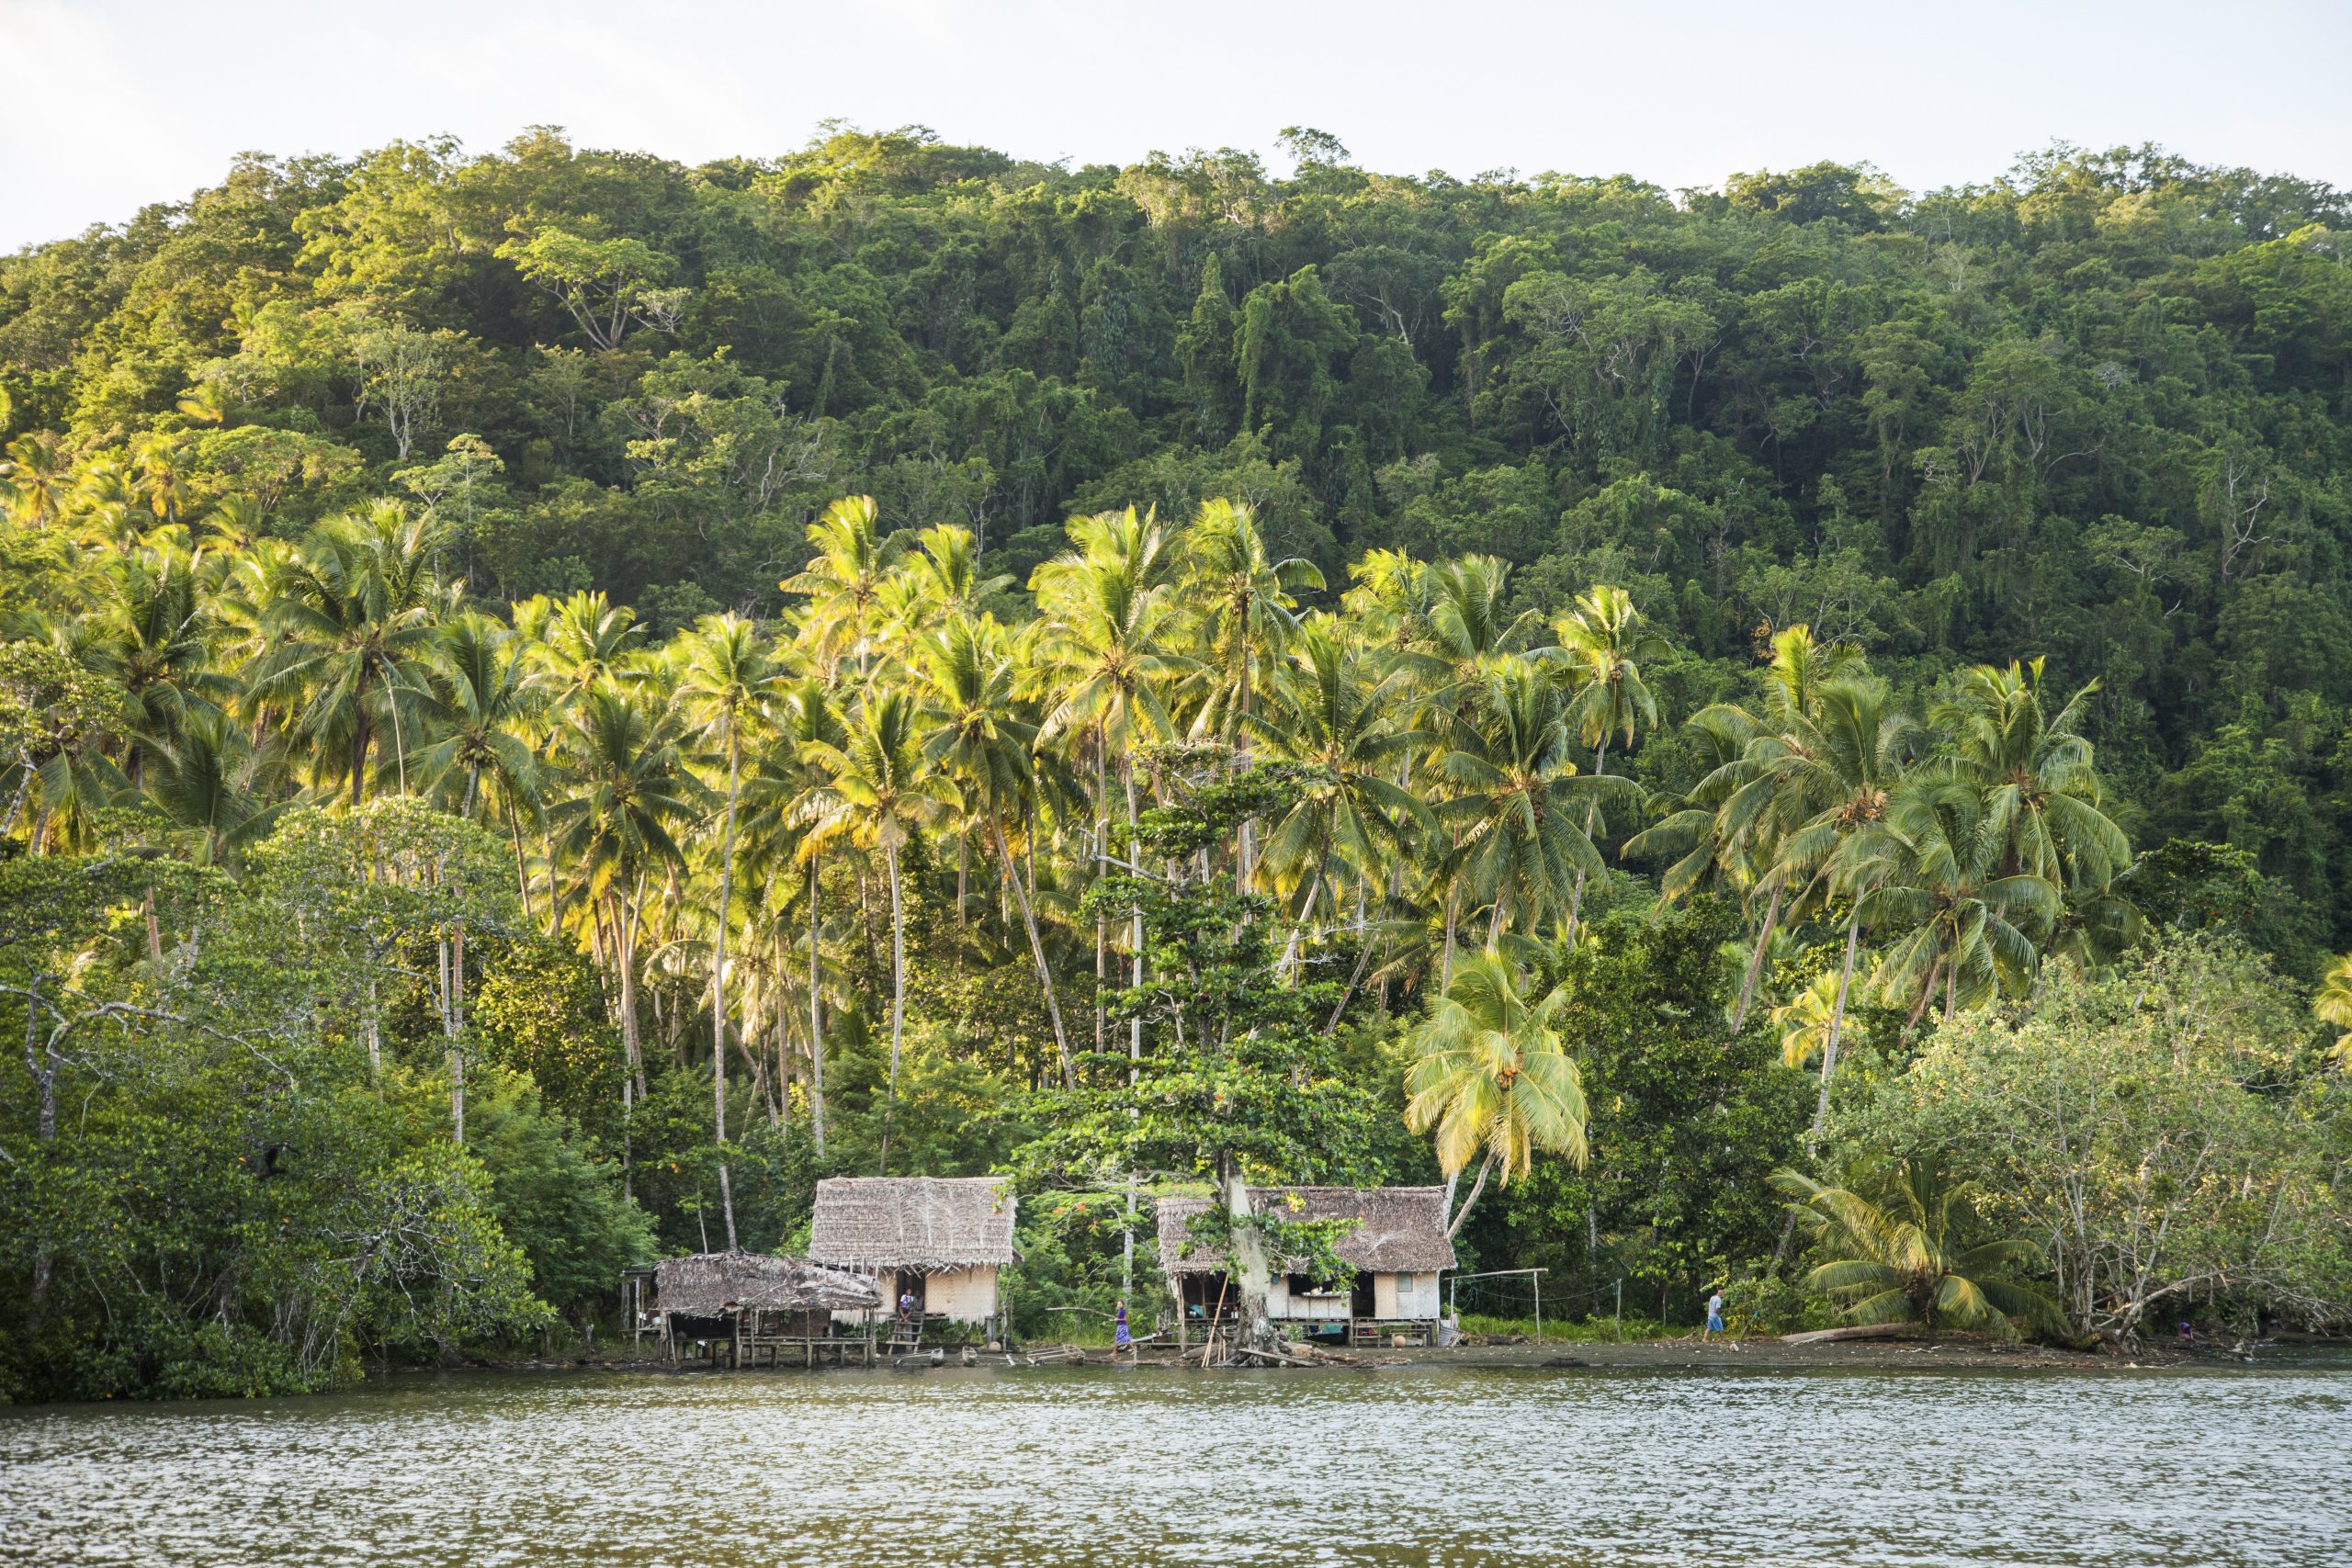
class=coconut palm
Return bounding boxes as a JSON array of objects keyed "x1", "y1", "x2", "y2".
[
  {"x1": 1404, "y1": 948, "x2": 1590, "y2": 1238},
  {"x1": 1182, "y1": 498, "x2": 1323, "y2": 875},
  {"x1": 1253, "y1": 620, "x2": 1430, "y2": 972},
  {"x1": 248, "y1": 502, "x2": 447, "y2": 805},
  {"x1": 674, "y1": 612, "x2": 786, "y2": 1250},
  {"x1": 1932, "y1": 660, "x2": 2131, "y2": 892},
  {"x1": 83, "y1": 541, "x2": 234, "y2": 788},
  {"x1": 419, "y1": 611, "x2": 540, "y2": 821},
  {"x1": 782, "y1": 494, "x2": 901, "y2": 680},
  {"x1": 1857, "y1": 775, "x2": 2060, "y2": 1031},
  {"x1": 140, "y1": 705, "x2": 277, "y2": 865},
  {"x1": 519, "y1": 590, "x2": 646, "y2": 703},
  {"x1": 914, "y1": 611, "x2": 1073, "y2": 1084},
  {"x1": 1724, "y1": 664, "x2": 1922, "y2": 1130},
  {"x1": 2315, "y1": 953, "x2": 2352, "y2": 1067},
  {"x1": 1436, "y1": 655, "x2": 1634, "y2": 945},
  {"x1": 548, "y1": 682, "x2": 695, "y2": 1106},
  {"x1": 739, "y1": 677, "x2": 845, "y2": 1157},
  {"x1": 1773, "y1": 1157, "x2": 2059, "y2": 1339},
  {"x1": 1770, "y1": 971, "x2": 1843, "y2": 1072},
  {"x1": 800, "y1": 689, "x2": 960, "y2": 1167},
  {"x1": 1552, "y1": 584, "x2": 1664, "y2": 942}
]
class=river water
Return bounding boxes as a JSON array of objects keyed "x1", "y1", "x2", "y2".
[{"x1": 4, "y1": 1361, "x2": 2346, "y2": 1566}]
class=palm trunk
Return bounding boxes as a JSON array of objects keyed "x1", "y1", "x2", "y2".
[
  {"x1": 712, "y1": 729, "x2": 741, "y2": 1252},
  {"x1": 1446, "y1": 1149, "x2": 1498, "y2": 1240},
  {"x1": 879, "y1": 836, "x2": 906, "y2": 1173},
  {"x1": 996, "y1": 818, "x2": 1072, "y2": 1087},
  {"x1": 1812, "y1": 907, "x2": 1862, "y2": 1140},
  {"x1": 1563, "y1": 737, "x2": 1610, "y2": 944},
  {"x1": 505, "y1": 794, "x2": 536, "y2": 927},
  {"x1": 1728, "y1": 881, "x2": 1784, "y2": 1038},
  {"x1": 808, "y1": 857, "x2": 827, "y2": 1161}
]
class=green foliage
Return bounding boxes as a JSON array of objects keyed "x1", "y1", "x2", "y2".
[
  {"x1": 1831, "y1": 934, "x2": 2352, "y2": 1340},
  {"x1": 1482, "y1": 900, "x2": 1815, "y2": 1319}
]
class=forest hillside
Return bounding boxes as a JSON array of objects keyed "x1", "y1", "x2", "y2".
[{"x1": 2, "y1": 128, "x2": 2348, "y2": 1398}]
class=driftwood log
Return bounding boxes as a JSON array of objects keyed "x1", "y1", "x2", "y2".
[{"x1": 1781, "y1": 1325, "x2": 1916, "y2": 1345}]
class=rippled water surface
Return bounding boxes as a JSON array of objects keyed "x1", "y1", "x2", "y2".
[{"x1": 5, "y1": 1362, "x2": 2347, "y2": 1566}]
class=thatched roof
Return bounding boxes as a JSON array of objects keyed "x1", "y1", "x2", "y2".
[
  {"x1": 806, "y1": 1176, "x2": 1017, "y2": 1270},
  {"x1": 1156, "y1": 1187, "x2": 1459, "y2": 1276},
  {"x1": 653, "y1": 1250, "x2": 882, "y2": 1316}
]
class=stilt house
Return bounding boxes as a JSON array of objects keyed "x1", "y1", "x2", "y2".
[
  {"x1": 647, "y1": 1249, "x2": 882, "y2": 1367},
  {"x1": 807, "y1": 1176, "x2": 1017, "y2": 1330},
  {"x1": 1157, "y1": 1186, "x2": 1456, "y2": 1344}
]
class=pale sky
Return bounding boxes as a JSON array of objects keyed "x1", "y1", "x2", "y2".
[{"x1": 4, "y1": 0, "x2": 2348, "y2": 252}]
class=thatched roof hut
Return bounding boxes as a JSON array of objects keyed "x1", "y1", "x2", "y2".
[
  {"x1": 1155, "y1": 1187, "x2": 1459, "y2": 1276},
  {"x1": 652, "y1": 1250, "x2": 882, "y2": 1317},
  {"x1": 807, "y1": 1177, "x2": 1018, "y2": 1272}
]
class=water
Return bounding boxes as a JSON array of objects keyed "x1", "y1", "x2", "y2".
[{"x1": 5, "y1": 1362, "x2": 2346, "y2": 1566}]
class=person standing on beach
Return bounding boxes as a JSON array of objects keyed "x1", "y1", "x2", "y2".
[
  {"x1": 1703, "y1": 1290, "x2": 1726, "y2": 1340},
  {"x1": 1114, "y1": 1299, "x2": 1133, "y2": 1359}
]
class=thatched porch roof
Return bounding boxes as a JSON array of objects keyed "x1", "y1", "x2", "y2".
[
  {"x1": 1155, "y1": 1187, "x2": 1459, "y2": 1276},
  {"x1": 807, "y1": 1176, "x2": 1017, "y2": 1271},
  {"x1": 653, "y1": 1250, "x2": 882, "y2": 1316}
]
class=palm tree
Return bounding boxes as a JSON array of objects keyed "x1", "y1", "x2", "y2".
[
  {"x1": 1182, "y1": 499, "x2": 1323, "y2": 882},
  {"x1": 914, "y1": 612, "x2": 1074, "y2": 1085},
  {"x1": 1552, "y1": 584, "x2": 1663, "y2": 942},
  {"x1": 1435, "y1": 655, "x2": 1632, "y2": 946},
  {"x1": 84, "y1": 541, "x2": 233, "y2": 789},
  {"x1": 740, "y1": 676, "x2": 845, "y2": 1157},
  {"x1": 1724, "y1": 662, "x2": 1922, "y2": 1131},
  {"x1": 548, "y1": 682, "x2": 695, "y2": 1116},
  {"x1": 674, "y1": 613, "x2": 784, "y2": 1250},
  {"x1": 1858, "y1": 775, "x2": 2060, "y2": 1032},
  {"x1": 2314, "y1": 953, "x2": 2352, "y2": 1067},
  {"x1": 1253, "y1": 620, "x2": 1430, "y2": 975},
  {"x1": 1770, "y1": 971, "x2": 1842, "y2": 1073},
  {"x1": 1028, "y1": 506, "x2": 1186, "y2": 1054},
  {"x1": 141, "y1": 705, "x2": 277, "y2": 865},
  {"x1": 248, "y1": 502, "x2": 447, "y2": 805},
  {"x1": 420, "y1": 612, "x2": 540, "y2": 820},
  {"x1": 801, "y1": 689, "x2": 960, "y2": 1167},
  {"x1": 1773, "y1": 1157, "x2": 2058, "y2": 1339},
  {"x1": 1403, "y1": 949, "x2": 1590, "y2": 1239},
  {"x1": 520, "y1": 590, "x2": 647, "y2": 703},
  {"x1": 783, "y1": 495, "x2": 901, "y2": 680},
  {"x1": 1933, "y1": 660, "x2": 2131, "y2": 891}
]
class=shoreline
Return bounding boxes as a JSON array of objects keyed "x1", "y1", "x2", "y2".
[{"x1": 436, "y1": 1332, "x2": 2345, "y2": 1379}]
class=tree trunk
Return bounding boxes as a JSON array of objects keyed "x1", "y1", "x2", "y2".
[
  {"x1": 506, "y1": 794, "x2": 536, "y2": 927},
  {"x1": 443, "y1": 924, "x2": 467, "y2": 1145},
  {"x1": 1812, "y1": 908, "x2": 1863, "y2": 1141},
  {"x1": 880, "y1": 836, "x2": 906, "y2": 1173},
  {"x1": 808, "y1": 857, "x2": 827, "y2": 1161},
  {"x1": 712, "y1": 731, "x2": 741, "y2": 1251},
  {"x1": 1728, "y1": 881, "x2": 1784, "y2": 1038},
  {"x1": 1218, "y1": 1153, "x2": 1278, "y2": 1353},
  {"x1": 1563, "y1": 737, "x2": 1609, "y2": 945},
  {"x1": 1445, "y1": 1150, "x2": 1497, "y2": 1240},
  {"x1": 996, "y1": 818, "x2": 1072, "y2": 1088}
]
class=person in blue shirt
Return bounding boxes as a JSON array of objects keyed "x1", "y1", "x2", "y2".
[{"x1": 1114, "y1": 1299, "x2": 1133, "y2": 1357}]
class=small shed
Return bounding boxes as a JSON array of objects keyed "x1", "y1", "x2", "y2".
[
  {"x1": 1157, "y1": 1186, "x2": 1457, "y2": 1344},
  {"x1": 650, "y1": 1250, "x2": 882, "y2": 1367},
  {"x1": 807, "y1": 1176, "x2": 1017, "y2": 1328}
]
